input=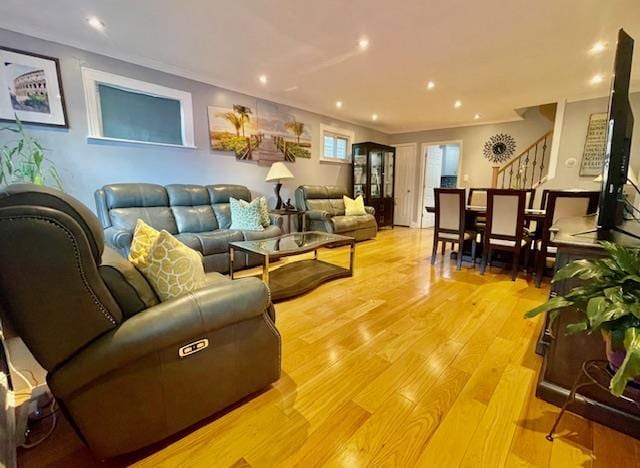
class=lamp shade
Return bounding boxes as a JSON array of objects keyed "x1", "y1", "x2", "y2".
[{"x1": 265, "y1": 162, "x2": 294, "y2": 182}]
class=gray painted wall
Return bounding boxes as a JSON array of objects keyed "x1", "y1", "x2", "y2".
[
  {"x1": 2, "y1": 27, "x2": 638, "y2": 220},
  {"x1": 548, "y1": 92, "x2": 640, "y2": 191},
  {"x1": 390, "y1": 107, "x2": 554, "y2": 223},
  {"x1": 0, "y1": 28, "x2": 388, "y2": 210}
]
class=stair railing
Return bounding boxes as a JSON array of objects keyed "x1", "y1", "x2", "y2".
[{"x1": 492, "y1": 129, "x2": 553, "y2": 189}]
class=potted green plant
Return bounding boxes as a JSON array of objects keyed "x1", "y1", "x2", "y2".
[
  {"x1": 0, "y1": 116, "x2": 63, "y2": 189},
  {"x1": 525, "y1": 241, "x2": 640, "y2": 397}
]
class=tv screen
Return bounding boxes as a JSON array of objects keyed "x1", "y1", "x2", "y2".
[{"x1": 597, "y1": 29, "x2": 635, "y2": 237}]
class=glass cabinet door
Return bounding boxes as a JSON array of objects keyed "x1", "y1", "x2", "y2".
[
  {"x1": 370, "y1": 150, "x2": 383, "y2": 199},
  {"x1": 353, "y1": 146, "x2": 367, "y2": 198},
  {"x1": 383, "y1": 151, "x2": 394, "y2": 198}
]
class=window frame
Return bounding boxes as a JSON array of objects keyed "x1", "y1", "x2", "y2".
[
  {"x1": 81, "y1": 67, "x2": 196, "y2": 148},
  {"x1": 320, "y1": 124, "x2": 354, "y2": 164}
]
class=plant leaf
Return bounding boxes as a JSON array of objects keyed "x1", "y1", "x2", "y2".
[
  {"x1": 610, "y1": 328, "x2": 640, "y2": 396},
  {"x1": 524, "y1": 296, "x2": 573, "y2": 319},
  {"x1": 552, "y1": 259, "x2": 614, "y2": 283},
  {"x1": 565, "y1": 321, "x2": 589, "y2": 335},
  {"x1": 601, "y1": 241, "x2": 640, "y2": 275},
  {"x1": 585, "y1": 296, "x2": 610, "y2": 328}
]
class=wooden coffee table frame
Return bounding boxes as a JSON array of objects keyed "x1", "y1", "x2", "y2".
[{"x1": 228, "y1": 232, "x2": 355, "y2": 302}]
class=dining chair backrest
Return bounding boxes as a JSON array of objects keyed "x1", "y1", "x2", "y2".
[
  {"x1": 541, "y1": 191, "x2": 600, "y2": 247},
  {"x1": 540, "y1": 189, "x2": 549, "y2": 210},
  {"x1": 467, "y1": 188, "x2": 489, "y2": 207},
  {"x1": 524, "y1": 188, "x2": 536, "y2": 209},
  {"x1": 435, "y1": 188, "x2": 465, "y2": 235},
  {"x1": 485, "y1": 189, "x2": 526, "y2": 243}
]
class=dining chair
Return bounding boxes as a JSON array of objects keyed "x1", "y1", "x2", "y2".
[
  {"x1": 431, "y1": 188, "x2": 477, "y2": 271},
  {"x1": 480, "y1": 189, "x2": 530, "y2": 281},
  {"x1": 534, "y1": 190, "x2": 600, "y2": 287},
  {"x1": 467, "y1": 187, "x2": 490, "y2": 232}
]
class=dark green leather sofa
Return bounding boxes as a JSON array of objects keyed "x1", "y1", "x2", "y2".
[
  {"x1": 95, "y1": 183, "x2": 283, "y2": 273},
  {"x1": 0, "y1": 185, "x2": 281, "y2": 458}
]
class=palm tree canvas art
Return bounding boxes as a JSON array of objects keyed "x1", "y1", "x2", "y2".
[{"x1": 208, "y1": 99, "x2": 311, "y2": 163}]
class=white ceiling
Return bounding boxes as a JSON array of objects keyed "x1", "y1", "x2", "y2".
[{"x1": 1, "y1": 0, "x2": 639, "y2": 133}]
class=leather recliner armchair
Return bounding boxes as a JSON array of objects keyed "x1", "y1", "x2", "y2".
[
  {"x1": 295, "y1": 185, "x2": 378, "y2": 241},
  {"x1": 0, "y1": 184, "x2": 281, "y2": 458}
]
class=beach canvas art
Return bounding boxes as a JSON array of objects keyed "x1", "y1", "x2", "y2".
[{"x1": 208, "y1": 99, "x2": 311, "y2": 163}]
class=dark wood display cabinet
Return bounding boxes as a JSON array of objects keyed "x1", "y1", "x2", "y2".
[{"x1": 351, "y1": 142, "x2": 396, "y2": 228}]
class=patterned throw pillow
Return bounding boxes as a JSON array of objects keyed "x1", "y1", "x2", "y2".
[
  {"x1": 257, "y1": 196, "x2": 270, "y2": 228},
  {"x1": 128, "y1": 219, "x2": 160, "y2": 269},
  {"x1": 343, "y1": 195, "x2": 367, "y2": 216},
  {"x1": 230, "y1": 197, "x2": 264, "y2": 231},
  {"x1": 138, "y1": 230, "x2": 206, "y2": 302},
  {"x1": 237, "y1": 197, "x2": 270, "y2": 227}
]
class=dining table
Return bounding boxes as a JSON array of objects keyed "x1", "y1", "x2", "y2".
[
  {"x1": 424, "y1": 204, "x2": 547, "y2": 265},
  {"x1": 424, "y1": 204, "x2": 546, "y2": 221}
]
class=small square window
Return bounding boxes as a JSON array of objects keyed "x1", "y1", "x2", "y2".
[{"x1": 320, "y1": 125, "x2": 354, "y2": 163}]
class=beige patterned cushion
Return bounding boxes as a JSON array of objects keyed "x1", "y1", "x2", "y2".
[
  {"x1": 137, "y1": 230, "x2": 206, "y2": 302},
  {"x1": 343, "y1": 195, "x2": 366, "y2": 216},
  {"x1": 128, "y1": 219, "x2": 160, "y2": 269}
]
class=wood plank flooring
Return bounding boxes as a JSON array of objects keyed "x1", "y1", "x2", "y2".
[{"x1": 18, "y1": 228, "x2": 640, "y2": 467}]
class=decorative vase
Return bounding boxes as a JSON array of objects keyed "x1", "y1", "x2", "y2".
[{"x1": 602, "y1": 330, "x2": 640, "y2": 388}]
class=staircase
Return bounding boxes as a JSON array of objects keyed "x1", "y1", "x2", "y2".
[{"x1": 491, "y1": 129, "x2": 553, "y2": 189}]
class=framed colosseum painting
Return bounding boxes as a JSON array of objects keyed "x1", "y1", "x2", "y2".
[{"x1": 0, "y1": 47, "x2": 68, "y2": 128}]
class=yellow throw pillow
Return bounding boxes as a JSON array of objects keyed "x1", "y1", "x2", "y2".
[
  {"x1": 138, "y1": 230, "x2": 206, "y2": 302},
  {"x1": 343, "y1": 195, "x2": 367, "y2": 216},
  {"x1": 128, "y1": 219, "x2": 160, "y2": 270}
]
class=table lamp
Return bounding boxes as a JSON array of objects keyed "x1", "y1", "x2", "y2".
[{"x1": 265, "y1": 162, "x2": 294, "y2": 209}]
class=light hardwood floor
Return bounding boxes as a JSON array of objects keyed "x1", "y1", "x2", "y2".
[{"x1": 18, "y1": 228, "x2": 640, "y2": 467}]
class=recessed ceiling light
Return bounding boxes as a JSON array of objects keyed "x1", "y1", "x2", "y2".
[
  {"x1": 590, "y1": 74, "x2": 604, "y2": 85},
  {"x1": 474, "y1": 114, "x2": 480, "y2": 120},
  {"x1": 358, "y1": 37, "x2": 370, "y2": 51},
  {"x1": 336, "y1": 101, "x2": 343, "y2": 109},
  {"x1": 454, "y1": 100, "x2": 462, "y2": 109},
  {"x1": 589, "y1": 41, "x2": 606, "y2": 54},
  {"x1": 371, "y1": 113, "x2": 378, "y2": 121},
  {"x1": 426, "y1": 81, "x2": 435, "y2": 90},
  {"x1": 87, "y1": 16, "x2": 105, "y2": 31},
  {"x1": 258, "y1": 75, "x2": 268, "y2": 85}
]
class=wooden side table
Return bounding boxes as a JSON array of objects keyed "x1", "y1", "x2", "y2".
[{"x1": 269, "y1": 209, "x2": 305, "y2": 233}]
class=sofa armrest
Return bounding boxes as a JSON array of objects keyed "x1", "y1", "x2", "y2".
[
  {"x1": 306, "y1": 210, "x2": 332, "y2": 221},
  {"x1": 49, "y1": 277, "x2": 273, "y2": 398},
  {"x1": 104, "y1": 226, "x2": 133, "y2": 252},
  {"x1": 365, "y1": 206, "x2": 375, "y2": 215},
  {"x1": 269, "y1": 213, "x2": 284, "y2": 229}
]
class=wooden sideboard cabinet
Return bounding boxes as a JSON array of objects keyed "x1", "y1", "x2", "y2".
[{"x1": 535, "y1": 216, "x2": 640, "y2": 439}]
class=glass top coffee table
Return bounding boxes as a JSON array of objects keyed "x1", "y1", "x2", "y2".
[{"x1": 228, "y1": 231, "x2": 355, "y2": 302}]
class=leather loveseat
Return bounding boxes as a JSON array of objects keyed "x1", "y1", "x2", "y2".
[
  {"x1": 0, "y1": 184, "x2": 281, "y2": 458},
  {"x1": 295, "y1": 185, "x2": 378, "y2": 241},
  {"x1": 95, "y1": 183, "x2": 282, "y2": 273}
]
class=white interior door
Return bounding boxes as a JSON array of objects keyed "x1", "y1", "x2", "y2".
[
  {"x1": 419, "y1": 142, "x2": 462, "y2": 228},
  {"x1": 393, "y1": 144, "x2": 417, "y2": 226},
  {"x1": 421, "y1": 145, "x2": 444, "y2": 228}
]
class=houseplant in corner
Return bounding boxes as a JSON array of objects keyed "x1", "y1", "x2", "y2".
[
  {"x1": 0, "y1": 116, "x2": 63, "y2": 189},
  {"x1": 525, "y1": 241, "x2": 640, "y2": 397}
]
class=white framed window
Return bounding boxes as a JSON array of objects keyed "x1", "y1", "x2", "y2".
[
  {"x1": 320, "y1": 124, "x2": 354, "y2": 163},
  {"x1": 81, "y1": 68, "x2": 196, "y2": 148}
]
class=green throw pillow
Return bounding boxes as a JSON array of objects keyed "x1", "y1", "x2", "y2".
[{"x1": 230, "y1": 197, "x2": 264, "y2": 231}]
